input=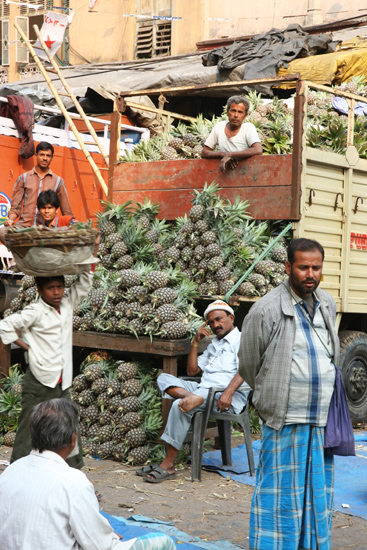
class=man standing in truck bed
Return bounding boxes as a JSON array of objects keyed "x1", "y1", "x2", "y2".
[
  {"x1": 0, "y1": 141, "x2": 74, "y2": 243},
  {"x1": 201, "y1": 95, "x2": 262, "y2": 173}
]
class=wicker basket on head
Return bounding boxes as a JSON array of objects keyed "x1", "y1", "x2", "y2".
[{"x1": 4, "y1": 222, "x2": 99, "y2": 276}]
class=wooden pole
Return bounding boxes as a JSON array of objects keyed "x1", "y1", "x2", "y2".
[
  {"x1": 108, "y1": 110, "x2": 121, "y2": 202},
  {"x1": 123, "y1": 100, "x2": 197, "y2": 123},
  {"x1": 119, "y1": 74, "x2": 301, "y2": 97},
  {"x1": 14, "y1": 22, "x2": 108, "y2": 196}
]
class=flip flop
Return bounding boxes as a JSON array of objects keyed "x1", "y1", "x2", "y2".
[
  {"x1": 143, "y1": 466, "x2": 176, "y2": 483},
  {"x1": 135, "y1": 463, "x2": 160, "y2": 477}
]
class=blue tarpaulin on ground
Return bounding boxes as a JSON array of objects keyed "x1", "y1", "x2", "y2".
[
  {"x1": 201, "y1": 432, "x2": 367, "y2": 521},
  {"x1": 102, "y1": 511, "x2": 244, "y2": 550}
]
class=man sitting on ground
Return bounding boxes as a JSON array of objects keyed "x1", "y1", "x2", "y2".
[
  {"x1": 0, "y1": 398, "x2": 175, "y2": 550},
  {"x1": 201, "y1": 95, "x2": 262, "y2": 173},
  {"x1": 137, "y1": 300, "x2": 249, "y2": 483},
  {"x1": 37, "y1": 189, "x2": 76, "y2": 228}
]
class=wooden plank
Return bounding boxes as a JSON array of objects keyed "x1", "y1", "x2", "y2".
[
  {"x1": 161, "y1": 357, "x2": 179, "y2": 424},
  {"x1": 112, "y1": 186, "x2": 292, "y2": 220},
  {"x1": 112, "y1": 155, "x2": 295, "y2": 220},
  {"x1": 0, "y1": 341, "x2": 11, "y2": 378},
  {"x1": 108, "y1": 111, "x2": 120, "y2": 203},
  {"x1": 73, "y1": 332, "x2": 191, "y2": 356}
]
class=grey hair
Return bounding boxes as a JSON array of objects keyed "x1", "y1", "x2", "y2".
[
  {"x1": 29, "y1": 398, "x2": 79, "y2": 453},
  {"x1": 226, "y1": 96, "x2": 250, "y2": 113}
]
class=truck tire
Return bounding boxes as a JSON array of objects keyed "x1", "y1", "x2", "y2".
[{"x1": 339, "y1": 330, "x2": 367, "y2": 423}]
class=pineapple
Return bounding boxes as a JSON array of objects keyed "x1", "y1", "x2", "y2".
[
  {"x1": 108, "y1": 395, "x2": 123, "y2": 413},
  {"x1": 118, "y1": 412, "x2": 142, "y2": 431},
  {"x1": 143, "y1": 271, "x2": 168, "y2": 290},
  {"x1": 189, "y1": 204, "x2": 205, "y2": 222},
  {"x1": 84, "y1": 404, "x2": 100, "y2": 426},
  {"x1": 218, "y1": 280, "x2": 235, "y2": 295},
  {"x1": 249, "y1": 273, "x2": 267, "y2": 289},
  {"x1": 3, "y1": 431, "x2": 17, "y2": 447},
  {"x1": 272, "y1": 246, "x2": 287, "y2": 263},
  {"x1": 83, "y1": 363, "x2": 103, "y2": 382},
  {"x1": 205, "y1": 242, "x2": 221, "y2": 257},
  {"x1": 238, "y1": 281, "x2": 257, "y2": 296},
  {"x1": 161, "y1": 146, "x2": 178, "y2": 160},
  {"x1": 91, "y1": 378, "x2": 108, "y2": 395},
  {"x1": 125, "y1": 285, "x2": 149, "y2": 304},
  {"x1": 114, "y1": 255, "x2": 134, "y2": 270},
  {"x1": 113, "y1": 443, "x2": 127, "y2": 462},
  {"x1": 151, "y1": 287, "x2": 177, "y2": 306},
  {"x1": 106, "y1": 232, "x2": 124, "y2": 248},
  {"x1": 168, "y1": 137, "x2": 183, "y2": 150},
  {"x1": 119, "y1": 396, "x2": 141, "y2": 413},
  {"x1": 111, "y1": 241, "x2": 128, "y2": 258},
  {"x1": 78, "y1": 390, "x2": 95, "y2": 407},
  {"x1": 116, "y1": 362, "x2": 138, "y2": 381},
  {"x1": 121, "y1": 379, "x2": 143, "y2": 398},
  {"x1": 98, "y1": 424, "x2": 114, "y2": 443},
  {"x1": 165, "y1": 247, "x2": 181, "y2": 263},
  {"x1": 194, "y1": 219, "x2": 208, "y2": 234},
  {"x1": 215, "y1": 266, "x2": 232, "y2": 281},
  {"x1": 183, "y1": 133, "x2": 197, "y2": 147},
  {"x1": 99, "y1": 409, "x2": 114, "y2": 426},
  {"x1": 21, "y1": 275, "x2": 35, "y2": 289},
  {"x1": 87, "y1": 424, "x2": 100, "y2": 440},
  {"x1": 154, "y1": 304, "x2": 180, "y2": 324},
  {"x1": 116, "y1": 269, "x2": 141, "y2": 288},
  {"x1": 158, "y1": 321, "x2": 188, "y2": 339},
  {"x1": 125, "y1": 428, "x2": 147, "y2": 448},
  {"x1": 128, "y1": 445, "x2": 150, "y2": 465},
  {"x1": 208, "y1": 256, "x2": 224, "y2": 272},
  {"x1": 99, "y1": 220, "x2": 116, "y2": 237},
  {"x1": 89, "y1": 288, "x2": 107, "y2": 309},
  {"x1": 106, "y1": 378, "x2": 120, "y2": 397},
  {"x1": 98, "y1": 441, "x2": 114, "y2": 459}
]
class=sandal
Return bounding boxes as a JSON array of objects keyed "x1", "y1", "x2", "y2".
[
  {"x1": 135, "y1": 463, "x2": 159, "y2": 477},
  {"x1": 143, "y1": 466, "x2": 176, "y2": 483},
  {"x1": 95, "y1": 491, "x2": 103, "y2": 501}
]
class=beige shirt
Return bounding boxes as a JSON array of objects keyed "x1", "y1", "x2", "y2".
[{"x1": 0, "y1": 271, "x2": 92, "y2": 390}]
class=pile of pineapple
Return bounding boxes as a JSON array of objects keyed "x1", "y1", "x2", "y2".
[
  {"x1": 0, "y1": 365, "x2": 23, "y2": 447},
  {"x1": 3, "y1": 184, "x2": 291, "y2": 331},
  {"x1": 120, "y1": 76, "x2": 367, "y2": 161},
  {"x1": 71, "y1": 352, "x2": 164, "y2": 464}
]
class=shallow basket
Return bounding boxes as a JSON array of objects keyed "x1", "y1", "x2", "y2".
[{"x1": 4, "y1": 222, "x2": 98, "y2": 259}]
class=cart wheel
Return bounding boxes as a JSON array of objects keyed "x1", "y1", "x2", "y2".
[{"x1": 339, "y1": 330, "x2": 367, "y2": 423}]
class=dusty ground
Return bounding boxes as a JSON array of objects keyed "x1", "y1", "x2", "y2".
[{"x1": 1, "y1": 439, "x2": 367, "y2": 549}]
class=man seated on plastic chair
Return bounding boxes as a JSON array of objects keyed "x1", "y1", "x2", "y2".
[{"x1": 137, "y1": 300, "x2": 250, "y2": 483}]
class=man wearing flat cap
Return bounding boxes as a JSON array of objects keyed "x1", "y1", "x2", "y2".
[{"x1": 137, "y1": 300, "x2": 249, "y2": 483}]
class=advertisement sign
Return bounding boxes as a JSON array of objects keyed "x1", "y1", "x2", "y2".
[{"x1": 0, "y1": 192, "x2": 11, "y2": 226}]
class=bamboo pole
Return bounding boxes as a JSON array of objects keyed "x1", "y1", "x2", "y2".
[
  {"x1": 14, "y1": 22, "x2": 108, "y2": 196},
  {"x1": 124, "y1": 100, "x2": 197, "y2": 123},
  {"x1": 119, "y1": 74, "x2": 301, "y2": 97}
]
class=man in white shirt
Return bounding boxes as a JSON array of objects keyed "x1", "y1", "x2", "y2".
[
  {"x1": 0, "y1": 398, "x2": 175, "y2": 550},
  {"x1": 202, "y1": 95, "x2": 262, "y2": 173},
  {"x1": 137, "y1": 300, "x2": 249, "y2": 483},
  {"x1": 0, "y1": 269, "x2": 93, "y2": 468}
]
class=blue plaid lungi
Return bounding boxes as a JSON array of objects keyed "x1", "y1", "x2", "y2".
[{"x1": 250, "y1": 424, "x2": 334, "y2": 550}]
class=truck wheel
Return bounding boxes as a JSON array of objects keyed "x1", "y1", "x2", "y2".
[{"x1": 339, "y1": 331, "x2": 367, "y2": 423}]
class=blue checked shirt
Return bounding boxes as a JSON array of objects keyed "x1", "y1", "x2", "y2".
[{"x1": 284, "y1": 290, "x2": 335, "y2": 426}]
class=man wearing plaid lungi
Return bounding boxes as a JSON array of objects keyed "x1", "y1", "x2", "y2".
[{"x1": 239, "y1": 238, "x2": 339, "y2": 550}]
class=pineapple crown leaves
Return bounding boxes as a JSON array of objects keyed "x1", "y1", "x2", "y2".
[
  {"x1": 97, "y1": 200, "x2": 133, "y2": 222},
  {"x1": 133, "y1": 197, "x2": 160, "y2": 220},
  {"x1": 0, "y1": 364, "x2": 23, "y2": 392},
  {"x1": 142, "y1": 411, "x2": 163, "y2": 439},
  {"x1": 246, "y1": 90, "x2": 264, "y2": 113},
  {"x1": 191, "y1": 181, "x2": 222, "y2": 208},
  {"x1": 0, "y1": 388, "x2": 22, "y2": 417},
  {"x1": 174, "y1": 278, "x2": 200, "y2": 303}
]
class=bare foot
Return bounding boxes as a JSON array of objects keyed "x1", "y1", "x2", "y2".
[{"x1": 178, "y1": 394, "x2": 204, "y2": 413}]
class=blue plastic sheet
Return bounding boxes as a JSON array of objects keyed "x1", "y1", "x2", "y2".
[
  {"x1": 201, "y1": 432, "x2": 367, "y2": 521},
  {"x1": 332, "y1": 97, "x2": 367, "y2": 116},
  {"x1": 102, "y1": 511, "x2": 244, "y2": 550}
]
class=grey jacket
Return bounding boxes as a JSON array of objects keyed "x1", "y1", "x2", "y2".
[{"x1": 238, "y1": 280, "x2": 339, "y2": 430}]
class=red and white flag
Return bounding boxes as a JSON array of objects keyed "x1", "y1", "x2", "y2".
[
  {"x1": 33, "y1": 11, "x2": 69, "y2": 60},
  {"x1": 89, "y1": 0, "x2": 98, "y2": 9}
]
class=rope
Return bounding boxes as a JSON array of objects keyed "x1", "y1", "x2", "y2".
[{"x1": 224, "y1": 222, "x2": 293, "y2": 303}]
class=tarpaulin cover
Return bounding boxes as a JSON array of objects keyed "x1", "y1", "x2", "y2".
[
  {"x1": 102, "y1": 511, "x2": 244, "y2": 550},
  {"x1": 201, "y1": 432, "x2": 367, "y2": 521},
  {"x1": 277, "y1": 38, "x2": 367, "y2": 88},
  {"x1": 202, "y1": 24, "x2": 333, "y2": 95}
]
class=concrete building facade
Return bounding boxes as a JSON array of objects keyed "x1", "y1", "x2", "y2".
[{"x1": 0, "y1": 0, "x2": 363, "y2": 83}]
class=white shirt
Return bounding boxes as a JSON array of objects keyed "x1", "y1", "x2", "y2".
[
  {"x1": 0, "y1": 450, "x2": 136, "y2": 550},
  {"x1": 0, "y1": 272, "x2": 92, "y2": 390},
  {"x1": 204, "y1": 120, "x2": 260, "y2": 153},
  {"x1": 197, "y1": 327, "x2": 250, "y2": 413}
]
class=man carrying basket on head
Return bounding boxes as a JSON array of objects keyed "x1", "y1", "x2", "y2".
[{"x1": 0, "y1": 235, "x2": 99, "y2": 469}]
